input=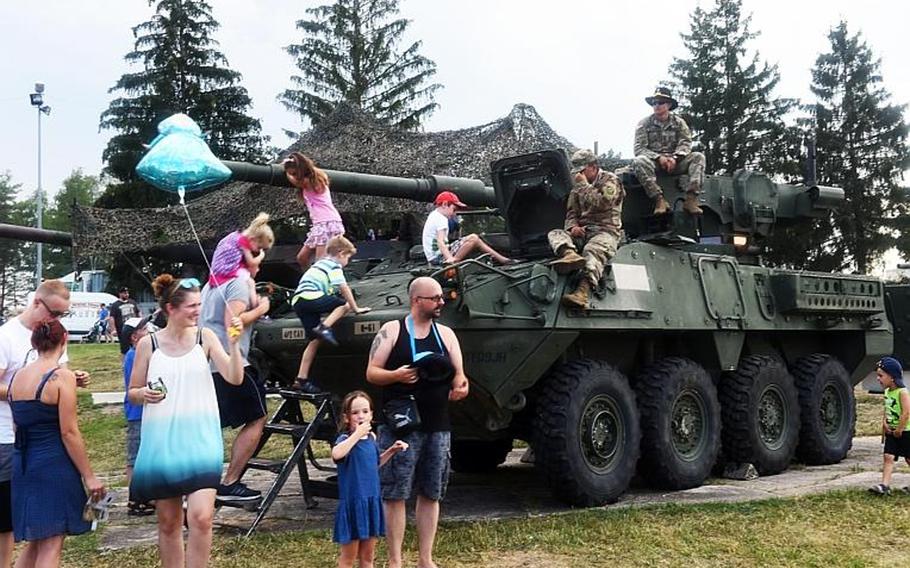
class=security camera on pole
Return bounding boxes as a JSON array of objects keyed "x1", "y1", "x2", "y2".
[{"x1": 29, "y1": 82, "x2": 51, "y2": 287}]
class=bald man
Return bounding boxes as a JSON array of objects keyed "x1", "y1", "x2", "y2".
[{"x1": 366, "y1": 277, "x2": 469, "y2": 568}]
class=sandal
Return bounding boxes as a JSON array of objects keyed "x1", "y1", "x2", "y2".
[
  {"x1": 868, "y1": 483, "x2": 891, "y2": 496},
  {"x1": 127, "y1": 501, "x2": 156, "y2": 516}
]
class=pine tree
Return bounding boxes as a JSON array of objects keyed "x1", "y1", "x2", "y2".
[
  {"x1": 669, "y1": 0, "x2": 797, "y2": 176},
  {"x1": 802, "y1": 22, "x2": 910, "y2": 273},
  {"x1": 280, "y1": 0, "x2": 441, "y2": 130},
  {"x1": 99, "y1": 0, "x2": 267, "y2": 208},
  {"x1": 0, "y1": 172, "x2": 25, "y2": 316}
]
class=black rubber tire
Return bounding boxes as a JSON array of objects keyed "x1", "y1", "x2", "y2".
[
  {"x1": 450, "y1": 439, "x2": 513, "y2": 473},
  {"x1": 635, "y1": 357, "x2": 721, "y2": 489},
  {"x1": 792, "y1": 354, "x2": 855, "y2": 465},
  {"x1": 719, "y1": 355, "x2": 800, "y2": 476},
  {"x1": 532, "y1": 359, "x2": 640, "y2": 506}
]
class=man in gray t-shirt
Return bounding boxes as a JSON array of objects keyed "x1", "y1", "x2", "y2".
[{"x1": 199, "y1": 273, "x2": 270, "y2": 502}]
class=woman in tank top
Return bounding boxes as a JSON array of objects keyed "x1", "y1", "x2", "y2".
[{"x1": 127, "y1": 274, "x2": 244, "y2": 568}]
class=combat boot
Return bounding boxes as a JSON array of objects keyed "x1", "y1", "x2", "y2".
[
  {"x1": 683, "y1": 192, "x2": 703, "y2": 215},
  {"x1": 562, "y1": 278, "x2": 592, "y2": 309},
  {"x1": 653, "y1": 195, "x2": 670, "y2": 215},
  {"x1": 551, "y1": 247, "x2": 586, "y2": 274}
]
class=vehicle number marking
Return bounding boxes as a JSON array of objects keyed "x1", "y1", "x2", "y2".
[
  {"x1": 354, "y1": 321, "x2": 381, "y2": 335},
  {"x1": 281, "y1": 328, "x2": 307, "y2": 341}
]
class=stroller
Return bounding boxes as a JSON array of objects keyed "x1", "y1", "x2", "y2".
[{"x1": 81, "y1": 319, "x2": 108, "y2": 344}]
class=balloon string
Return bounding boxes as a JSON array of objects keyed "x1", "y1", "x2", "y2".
[{"x1": 177, "y1": 186, "x2": 237, "y2": 319}]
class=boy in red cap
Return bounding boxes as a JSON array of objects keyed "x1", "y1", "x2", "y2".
[
  {"x1": 421, "y1": 191, "x2": 513, "y2": 265},
  {"x1": 870, "y1": 356, "x2": 910, "y2": 495}
]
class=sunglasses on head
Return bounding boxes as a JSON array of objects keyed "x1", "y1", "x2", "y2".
[{"x1": 179, "y1": 278, "x2": 200, "y2": 289}]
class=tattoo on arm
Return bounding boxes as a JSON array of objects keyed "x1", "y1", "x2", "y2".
[{"x1": 369, "y1": 329, "x2": 387, "y2": 361}]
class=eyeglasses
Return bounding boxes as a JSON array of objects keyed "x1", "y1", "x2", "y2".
[
  {"x1": 417, "y1": 295, "x2": 445, "y2": 303},
  {"x1": 652, "y1": 100, "x2": 669, "y2": 107},
  {"x1": 179, "y1": 278, "x2": 201, "y2": 289},
  {"x1": 38, "y1": 298, "x2": 70, "y2": 319}
]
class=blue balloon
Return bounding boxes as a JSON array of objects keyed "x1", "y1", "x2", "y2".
[{"x1": 135, "y1": 113, "x2": 231, "y2": 194}]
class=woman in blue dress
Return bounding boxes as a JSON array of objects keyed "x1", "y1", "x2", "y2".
[
  {"x1": 127, "y1": 274, "x2": 244, "y2": 568},
  {"x1": 8, "y1": 320, "x2": 104, "y2": 567},
  {"x1": 332, "y1": 391, "x2": 408, "y2": 568}
]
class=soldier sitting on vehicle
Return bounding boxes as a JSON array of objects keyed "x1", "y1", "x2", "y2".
[
  {"x1": 632, "y1": 86, "x2": 705, "y2": 216},
  {"x1": 549, "y1": 149, "x2": 625, "y2": 309}
]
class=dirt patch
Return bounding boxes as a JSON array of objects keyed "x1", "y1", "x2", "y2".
[{"x1": 475, "y1": 550, "x2": 574, "y2": 568}]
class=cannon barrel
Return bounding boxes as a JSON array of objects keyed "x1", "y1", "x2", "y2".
[
  {"x1": 0, "y1": 223, "x2": 72, "y2": 247},
  {"x1": 222, "y1": 161, "x2": 498, "y2": 208}
]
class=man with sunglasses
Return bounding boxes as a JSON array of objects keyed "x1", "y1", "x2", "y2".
[
  {"x1": 632, "y1": 86, "x2": 706, "y2": 216},
  {"x1": 110, "y1": 287, "x2": 142, "y2": 359},
  {"x1": 366, "y1": 277, "x2": 469, "y2": 568},
  {"x1": 0, "y1": 280, "x2": 91, "y2": 567}
]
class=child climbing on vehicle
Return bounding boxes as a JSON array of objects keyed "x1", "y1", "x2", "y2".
[
  {"x1": 870, "y1": 357, "x2": 910, "y2": 495},
  {"x1": 285, "y1": 152, "x2": 346, "y2": 270},
  {"x1": 208, "y1": 212, "x2": 275, "y2": 306},
  {"x1": 292, "y1": 235, "x2": 370, "y2": 393},
  {"x1": 332, "y1": 391, "x2": 407, "y2": 568}
]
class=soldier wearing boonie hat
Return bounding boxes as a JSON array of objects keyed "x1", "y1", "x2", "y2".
[
  {"x1": 870, "y1": 356, "x2": 910, "y2": 496},
  {"x1": 547, "y1": 149, "x2": 625, "y2": 309},
  {"x1": 632, "y1": 85, "x2": 706, "y2": 217}
]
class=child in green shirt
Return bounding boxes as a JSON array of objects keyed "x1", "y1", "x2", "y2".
[{"x1": 870, "y1": 357, "x2": 910, "y2": 495}]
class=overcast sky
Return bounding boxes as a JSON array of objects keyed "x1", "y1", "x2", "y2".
[{"x1": 0, "y1": 0, "x2": 907, "y2": 205}]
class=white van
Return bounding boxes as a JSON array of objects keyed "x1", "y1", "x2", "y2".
[{"x1": 26, "y1": 291, "x2": 119, "y2": 341}]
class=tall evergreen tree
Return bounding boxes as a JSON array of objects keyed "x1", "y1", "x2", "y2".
[
  {"x1": 280, "y1": 0, "x2": 441, "y2": 130},
  {"x1": 0, "y1": 173, "x2": 26, "y2": 315},
  {"x1": 800, "y1": 22, "x2": 909, "y2": 273},
  {"x1": 99, "y1": 0, "x2": 267, "y2": 208},
  {"x1": 670, "y1": 0, "x2": 798, "y2": 176}
]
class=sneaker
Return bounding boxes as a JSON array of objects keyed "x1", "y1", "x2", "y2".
[
  {"x1": 294, "y1": 377, "x2": 326, "y2": 395},
  {"x1": 312, "y1": 324, "x2": 339, "y2": 347},
  {"x1": 217, "y1": 481, "x2": 261, "y2": 502},
  {"x1": 869, "y1": 483, "x2": 891, "y2": 496}
]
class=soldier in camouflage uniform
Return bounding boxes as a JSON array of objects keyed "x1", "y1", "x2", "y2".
[
  {"x1": 632, "y1": 86, "x2": 705, "y2": 216},
  {"x1": 549, "y1": 149, "x2": 624, "y2": 309}
]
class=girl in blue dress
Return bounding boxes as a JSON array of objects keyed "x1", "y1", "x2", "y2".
[
  {"x1": 127, "y1": 274, "x2": 245, "y2": 568},
  {"x1": 332, "y1": 391, "x2": 408, "y2": 568}
]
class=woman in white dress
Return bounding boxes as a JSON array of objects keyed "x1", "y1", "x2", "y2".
[{"x1": 127, "y1": 274, "x2": 244, "y2": 568}]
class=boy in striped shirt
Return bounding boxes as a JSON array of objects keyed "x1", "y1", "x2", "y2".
[{"x1": 292, "y1": 235, "x2": 371, "y2": 393}]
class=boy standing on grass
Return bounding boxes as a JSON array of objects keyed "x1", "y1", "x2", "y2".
[
  {"x1": 870, "y1": 357, "x2": 910, "y2": 496},
  {"x1": 122, "y1": 316, "x2": 155, "y2": 515}
]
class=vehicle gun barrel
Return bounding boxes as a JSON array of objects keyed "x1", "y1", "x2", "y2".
[{"x1": 222, "y1": 161, "x2": 498, "y2": 208}]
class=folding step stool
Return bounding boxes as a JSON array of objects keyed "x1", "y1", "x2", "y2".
[{"x1": 217, "y1": 389, "x2": 338, "y2": 536}]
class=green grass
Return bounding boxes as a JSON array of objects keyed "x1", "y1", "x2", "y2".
[
  {"x1": 67, "y1": 343, "x2": 124, "y2": 393},
  {"x1": 855, "y1": 386, "x2": 882, "y2": 437},
  {"x1": 58, "y1": 490, "x2": 910, "y2": 567}
]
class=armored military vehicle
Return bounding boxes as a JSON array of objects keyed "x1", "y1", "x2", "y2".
[{"x1": 230, "y1": 151, "x2": 900, "y2": 506}]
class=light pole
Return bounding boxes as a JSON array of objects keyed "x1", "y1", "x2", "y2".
[{"x1": 29, "y1": 83, "x2": 51, "y2": 287}]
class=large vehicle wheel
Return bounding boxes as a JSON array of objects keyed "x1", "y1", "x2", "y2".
[
  {"x1": 792, "y1": 354, "x2": 855, "y2": 465},
  {"x1": 450, "y1": 439, "x2": 513, "y2": 473},
  {"x1": 720, "y1": 355, "x2": 800, "y2": 475},
  {"x1": 533, "y1": 359, "x2": 640, "y2": 506},
  {"x1": 635, "y1": 357, "x2": 721, "y2": 489}
]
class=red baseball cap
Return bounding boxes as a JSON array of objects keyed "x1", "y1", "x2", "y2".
[{"x1": 434, "y1": 190, "x2": 466, "y2": 208}]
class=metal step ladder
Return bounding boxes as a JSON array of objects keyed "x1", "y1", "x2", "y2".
[{"x1": 216, "y1": 389, "x2": 338, "y2": 536}]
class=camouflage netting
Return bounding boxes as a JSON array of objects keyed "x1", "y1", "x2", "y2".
[{"x1": 72, "y1": 103, "x2": 579, "y2": 260}]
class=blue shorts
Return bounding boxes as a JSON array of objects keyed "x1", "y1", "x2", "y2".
[
  {"x1": 293, "y1": 295, "x2": 346, "y2": 338},
  {"x1": 379, "y1": 429, "x2": 451, "y2": 501}
]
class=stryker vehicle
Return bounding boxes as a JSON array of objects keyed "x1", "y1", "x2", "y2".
[{"x1": 230, "y1": 151, "x2": 906, "y2": 506}]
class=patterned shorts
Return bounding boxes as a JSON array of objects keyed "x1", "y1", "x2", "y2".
[
  {"x1": 379, "y1": 429, "x2": 451, "y2": 501},
  {"x1": 428, "y1": 239, "x2": 463, "y2": 266},
  {"x1": 304, "y1": 220, "x2": 346, "y2": 248}
]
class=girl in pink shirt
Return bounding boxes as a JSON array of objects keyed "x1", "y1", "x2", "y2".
[{"x1": 285, "y1": 152, "x2": 346, "y2": 270}]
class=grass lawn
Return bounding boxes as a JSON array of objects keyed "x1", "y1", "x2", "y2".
[
  {"x1": 59, "y1": 490, "x2": 910, "y2": 567},
  {"x1": 67, "y1": 343, "x2": 124, "y2": 393},
  {"x1": 854, "y1": 386, "x2": 881, "y2": 437}
]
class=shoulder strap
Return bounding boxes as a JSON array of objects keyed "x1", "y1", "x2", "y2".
[
  {"x1": 196, "y1": 327, "x2": 204, "y2": 346},
  {"x1": 150, "y1": 331, "x2": 158, "y2": 352},
  {"x1": 35, "y1": 367, "x2": 60, "y2": 400},
  {"x1": 6, "y1": 371, "x2": 18, "y2": 402}
]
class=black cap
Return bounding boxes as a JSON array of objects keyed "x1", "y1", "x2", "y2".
[{"x1": 119, "y1": 286, "x2": 130, "y2": 293}]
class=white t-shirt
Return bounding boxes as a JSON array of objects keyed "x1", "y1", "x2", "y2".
[
  {"x1": 0, "y1": 318, "x2": 68, "y2": 444},
  {"x1": 422, "y1": 209, "x2": 450, "y2": 261}
]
